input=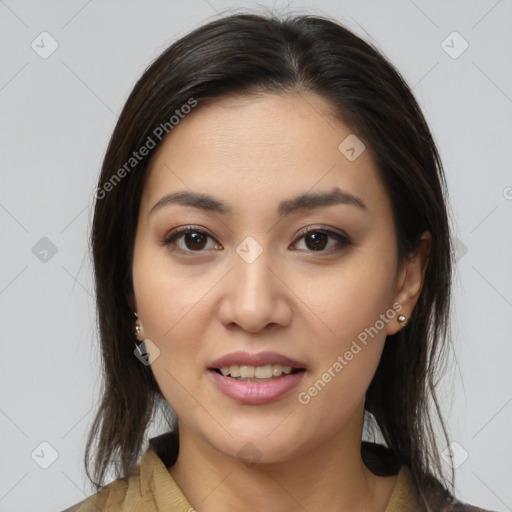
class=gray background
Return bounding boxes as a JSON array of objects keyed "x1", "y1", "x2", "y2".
[{"x1": 0, "y1": 1, "x2": 511, "y2": 511}]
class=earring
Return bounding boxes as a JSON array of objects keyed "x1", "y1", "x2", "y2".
[
  {"x1": 397, "y1": 314, "x2": 407, "y2": 328},
  {"x1": 133, "y1": 311, "x2": 143, "y2": 338}
]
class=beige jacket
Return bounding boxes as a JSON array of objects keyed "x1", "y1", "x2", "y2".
[{"x1": 62, "y1": 432, "x2": 495, "y2": 512}]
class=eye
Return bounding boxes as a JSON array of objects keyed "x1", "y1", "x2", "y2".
[
  {"x1": 291, "y1": 226, "x2": 352, "y2": 253},
  {"x1": 163, "y1": 226, "x2": 221, "y2": 253},
  {"x1": 162, "y1": 225, "x2": 352, "y2": 254}
]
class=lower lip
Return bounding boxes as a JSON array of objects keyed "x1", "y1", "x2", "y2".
[{"x1": 208, "y1": 369, "x2": 306, "y2": 405}]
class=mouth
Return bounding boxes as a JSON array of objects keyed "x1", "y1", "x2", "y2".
[{"x1": 206, "y1": 351, "x2": 307, "y2": 404}]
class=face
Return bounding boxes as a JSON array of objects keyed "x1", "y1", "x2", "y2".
[{"x1": 132, "y1": 91, "x2": 425, "y2": 464}]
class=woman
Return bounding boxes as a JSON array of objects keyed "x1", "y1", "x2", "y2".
[{"x1": 63, "y1": 12, "x2": 495, "y2": 512}]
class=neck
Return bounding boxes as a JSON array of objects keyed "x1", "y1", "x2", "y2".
[{"x1": 168, "y1": 405, "x2": 398, "y2": 511}]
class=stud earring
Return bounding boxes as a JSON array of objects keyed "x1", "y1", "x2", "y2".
[
  {"x1": 133, "y1": 312, "x2": 144, "y2": 338},
  {"x1": 397, "y1": 314, "x2": 407, "y2": 327}
]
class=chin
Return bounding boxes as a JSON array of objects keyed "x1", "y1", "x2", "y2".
[{"x1": 202, "y1": 429, "x2": 306, "y2": 466}]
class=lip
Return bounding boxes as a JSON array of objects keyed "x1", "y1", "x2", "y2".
[
  {"x1": 207, "y1": 351, "x2": 307, "y2": 405},
  {"x1": 208, "y1": 350, "x2": 306, "y2": 370},
  {"x1": 208, "y1": 368, "x2": 306, "y2": 405}
]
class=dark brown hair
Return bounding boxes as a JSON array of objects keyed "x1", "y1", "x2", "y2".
[{"x1": 87, "y1": 11, "x2": 455, "y2": 510}]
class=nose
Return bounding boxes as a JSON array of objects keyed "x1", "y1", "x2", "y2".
[{"x1": 217, "y1": 244, "x2": 293, "y2": 333}]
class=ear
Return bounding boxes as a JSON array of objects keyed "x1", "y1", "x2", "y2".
[{"x1": 386, "y1": 231, "x2": 431, "y2": 335}]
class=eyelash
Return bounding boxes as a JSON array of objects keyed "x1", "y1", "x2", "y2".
[{"x1": 162, "y1": 225, "x2": 352, "y2": 255}]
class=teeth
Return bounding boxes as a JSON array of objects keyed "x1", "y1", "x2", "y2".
[
  {"x1": 255, "y1": 365, "x2": 272, "y2": 379},
  {"x1": 272, "y1": 364, "x2": 283, "y2": 376},
  {"x1": 218, "y1": 364, "x2": 298, "y2": 379},
  {"x1": 229, "y1": 365, "x2": 241, "y2": 378},
  {"x1": 240, "y1": 365, "x2": 255, "y2": 378}
]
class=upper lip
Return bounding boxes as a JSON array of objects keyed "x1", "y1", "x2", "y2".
[{"x1": 208, "y1": 351, "x2": 306, "y2": 370}]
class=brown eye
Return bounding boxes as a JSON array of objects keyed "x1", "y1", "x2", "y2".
[
  {"x1": 163, "y1": 227, "x2": 221, "y2": 253},
  {"x1": 293, "y1": 227, "x2": 352, "y2": 253},
  {"x1": 303, "y1": 232, "x2": 329, "y2": 251},
  {"x1": 181, "y1": 232, "x2": 208, "y2": 250},
  {"x1": 162, "y1": 225, "x2": 351, "y2": 255}
]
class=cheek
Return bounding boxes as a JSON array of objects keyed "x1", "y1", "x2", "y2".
[
  {"x1": 298, "y1": 254, "x2": 396, "y2": 349},
  {"x1": 293, "y1": 249, "x2": 396, "y2": 414},
  {"x1": 132, "y1": 253, "x2": 212, "y2": 409},
  {"x1": 133, "y1": 246, "x2": 211, "y2": 345}
]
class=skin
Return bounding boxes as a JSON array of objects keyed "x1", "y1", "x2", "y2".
[{"x1": 132, "y1": 91, "x2": 431, "y2": 512}]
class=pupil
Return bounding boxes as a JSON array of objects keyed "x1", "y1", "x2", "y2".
[
  {"x1": 307, "y1": 232, "x2": 327, "y2": 251},
  {"x1": 186, "y1": 232, "x2": 206, "y2": 250},
  {"x1": 183, "y1": 232, "x2": 328, "y2": 251}
]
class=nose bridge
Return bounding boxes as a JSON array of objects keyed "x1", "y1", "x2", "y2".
[
  {"x1": 220, "y1": 234, "x2": 290, "y2": 330},
  {"x1": 234, "y1": 234, "x2": 276, "y2": 304}
]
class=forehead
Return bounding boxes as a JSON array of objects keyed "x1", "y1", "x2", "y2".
[{"x1": 141, "y1": 92, "x2": 388, "y2": 217}]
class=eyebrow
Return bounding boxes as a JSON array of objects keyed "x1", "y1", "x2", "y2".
[{"x1": 149, "y1": 186, "x2": 368, "y2": 217}]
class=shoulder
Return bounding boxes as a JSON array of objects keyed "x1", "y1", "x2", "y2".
[
  {"x1": 411, "y1": 468, "x2": 498, "y2": 512},
  {"x1": 406, "y1": 465, "x2": 498, "y2": 512},
  {"x1": 60, "y1": 478, "x2": 130, "y2": 512},
  {"x1": 361, "y1": 442, "x2": 496, "y2": 512},
  {"x1": 439, "y1": 495, "x2": 499, "y2": 512},
  {"x1": 60, "y1": 432, "x2": 184, "y2": 512}
]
